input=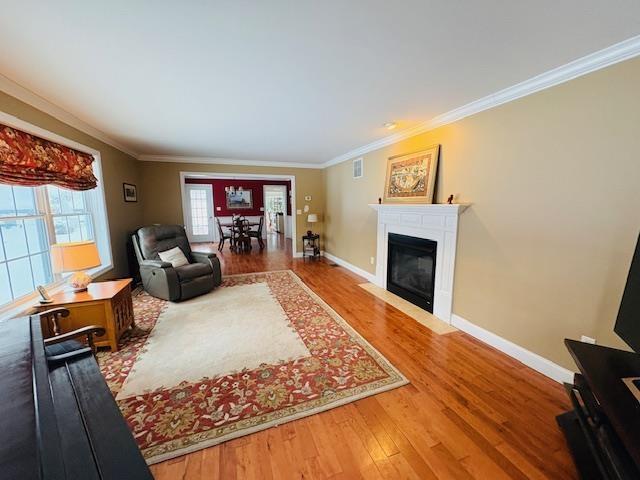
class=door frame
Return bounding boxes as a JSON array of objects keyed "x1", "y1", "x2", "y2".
[
  {"x1": 262, "y1": 184, "x2": 288, "y2": 237},
  {"x1": 179, "y1": 171, "x2": 298, "y2": 257},
  {"x1": 184, "y1": 183, "x2": 215, "y2": 242}
]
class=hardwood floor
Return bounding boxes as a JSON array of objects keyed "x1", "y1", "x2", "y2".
[{"x1": 150, "y1": 236, "x2": 576, "y2": 479}]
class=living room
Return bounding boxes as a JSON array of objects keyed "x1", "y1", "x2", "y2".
[{"x1": 2, "y1": 3, "x2": 640, "y2": 479}]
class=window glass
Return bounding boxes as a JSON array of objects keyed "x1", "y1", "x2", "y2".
[
  {"x1": 79, "y1": 214, "x2": 93, "y2": 240},
  {"x1": 0, "y1": 185, "x2": 15, "y2": 217},
  {"x1": 67, "y1": 215, "x2": 82, "y2": 242},
  {"x1": 59, "y1": 188, "x2": 74, "y2": 214},
  {"x1": 13, "y1": 186, "x2": 37, "y2": 216},
  {"x1": 47, "y1": 186, "x2": 61, "y2": 214},
  {"x1": 24, "y1": 218, "x2": 49, "y2": 254},
  {"x1": 53, "y1": 216, "x2": 70, "y2": 244},
  {"x1": 72, "y1": 190, "x2": 85, "y2": 212},
  {"x1": 0, "y1": 265, "x2": 11, "y2": 305},
  {"x1": 7, "y1": 257, "x2": 34, "y2": 298},
  {"x1": 30, "y1": 252, "x2": 53, "y2": 287},
  {"x1": 1, "y1": 220, "x2": 28, "y2": 259}
]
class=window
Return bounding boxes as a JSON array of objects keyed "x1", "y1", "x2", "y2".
[
  {"x1": 0, "y1": 115, "x2": 113, "y2": 313},
  {"x1": 0, "y1": 182, "x2": 110, "y2": 308}
]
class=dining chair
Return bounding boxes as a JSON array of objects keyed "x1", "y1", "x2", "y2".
[
  {"x1": 235, "y1": 217, "x2": 251, "y2": 252},
  {"x1": 216, "y1": 218, "x2": 233, "y2": 251},
  {"x1": 248, "y1": 216, "x2": 265, "y2": 249}
]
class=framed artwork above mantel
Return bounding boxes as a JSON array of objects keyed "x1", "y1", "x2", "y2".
[{"x1": 383, "y1": 144, "x2": 440, "y2": 204}]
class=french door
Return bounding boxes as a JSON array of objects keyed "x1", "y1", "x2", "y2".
[{"x1": 185, "y1": 184, "x2": 214, "y2": 242}]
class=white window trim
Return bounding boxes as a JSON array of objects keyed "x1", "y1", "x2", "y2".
[{"x1": 0, "y1": 111, "x2": 114, "y2": 319}]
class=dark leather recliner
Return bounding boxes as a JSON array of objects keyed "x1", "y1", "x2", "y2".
[{"x1": 132, "y1": 225, "x2": 222, "y2": 301}]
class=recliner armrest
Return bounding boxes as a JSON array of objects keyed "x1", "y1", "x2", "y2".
[
  {"x1": 140, "y1": 259, "x2": 173, "y2": 268},
  {"x1": 191, "y1": 251, "x2": 217, "y2": 263}
]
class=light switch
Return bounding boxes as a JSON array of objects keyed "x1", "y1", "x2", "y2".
[{"x1": 296, "y1": 209, "x2": 302, "y2": 215}]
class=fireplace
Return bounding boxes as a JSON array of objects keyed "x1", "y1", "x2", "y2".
[{"x1": 387, "y1": 233, "x2": 437, "y2": 313}]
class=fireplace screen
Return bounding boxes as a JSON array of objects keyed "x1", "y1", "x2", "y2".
[{"x1": 387, "y1": 233, "x2": 436, "y2": 312}]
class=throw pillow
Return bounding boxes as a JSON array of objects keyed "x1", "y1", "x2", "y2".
[{"x1": 158, "y1": 246, "x2": 189, "y2": 267}]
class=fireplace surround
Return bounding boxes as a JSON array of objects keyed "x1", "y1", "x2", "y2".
[{"x1": 369, "y1": 203, "x2": 468, "y2": 322}]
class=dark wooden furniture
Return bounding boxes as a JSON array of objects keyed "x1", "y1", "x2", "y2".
[
  {"x1": 32, "y1": 279, "x2": 134, "y2": 352},
  {"x1": 216, "y1": 217, "x2": 233, "y2": 251},
  {"x1": 0, "y1": 314, "x2": 152, "y2": 480},
  {"x1": 221, "y1": 218, "x2": 260, "y2": 253},
  {"x1": 557, "y1": 339, "x2": 640, "y2": 479},
  {"x1": 39, "y1": 307, "x2": 106, "y2": 362},
  {"x1": 247, "y1": 216, "x2": 265, "y2": 249},
  {"x1": 302, "y1": 233, "x2": 320, "y2": 258}
]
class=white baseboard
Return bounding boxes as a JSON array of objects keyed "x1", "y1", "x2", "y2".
[
  {"x1": 322, "y1": 252, "x2": 377, "y2": 283},
  {"x1": 451, "y1": 314, "x2": 574, "y2": 384},
  {"x1": 317, "y1": 253, "x2": 573, "y2": 384}
]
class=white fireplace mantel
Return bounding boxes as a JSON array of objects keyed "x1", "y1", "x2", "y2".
[{"x1": 368, "y1": 203, "x2": 469, "y2": 323}]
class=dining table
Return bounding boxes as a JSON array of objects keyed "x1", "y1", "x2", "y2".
[{"x1": 219, "y1": 219, "x2": 260, "y2": 252}]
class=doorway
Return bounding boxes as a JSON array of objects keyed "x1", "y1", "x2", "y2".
[
  {"x1": 263, "y1": 185, "x2": 288, "y2": 239},
  {"x1": 180, "y1": 172, "x2": 298, "y2": 257},
  {"x1": 184, "y1": 183, "x2": 214, "y2": 242}
]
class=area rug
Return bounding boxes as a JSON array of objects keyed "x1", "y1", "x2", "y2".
[{"x1": 97, "y1": 270, "x2": 408, "y2": 464}]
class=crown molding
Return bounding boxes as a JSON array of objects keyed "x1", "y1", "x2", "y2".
[
  {"x1": 3, "y1": 34, "x2": 640, "y2": 169},
  {"x1": 138, "y1": 154, "x2": 324, "y2": 169},
  {"x1": 322, "y1": 34, "x2": 640, "y2": 168},
  {"x1": 0, "y1": 73, "x2": 140, "y2": 159}
]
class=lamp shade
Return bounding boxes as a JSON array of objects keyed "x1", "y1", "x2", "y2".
[
  {"x1": 307, "y1": 214, "x2": 318, "y2": 223},
  {"x1": 51, "y1": 241, "x2": 101, "y2": 273}
]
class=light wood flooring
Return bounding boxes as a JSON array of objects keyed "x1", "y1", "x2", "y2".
[{"x1": 149, "y1": 235, "x2": 576, "y2": 479}]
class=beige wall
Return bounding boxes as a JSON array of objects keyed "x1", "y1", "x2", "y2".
[
  {"x1": 138, "y1": 161, "x2": 324, "y2": 251},
  {"x1": 0, "y1": 91, "x2": 143, "y2": 279},
  {"x1": 324, "y1": 57, "x2": 640, "y2": 369}
]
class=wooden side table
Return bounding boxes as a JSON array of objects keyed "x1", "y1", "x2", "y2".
[
  {"x1": 302, "y1": 233, "x2": 320, "y2": 258},
  {"x1": 33, "y1": 279, "x2": 134, "y2": 352}
]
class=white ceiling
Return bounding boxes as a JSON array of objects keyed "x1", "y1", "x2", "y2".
[{"x1": 1, "y1": 1, "x2": 640, "y2": 165}]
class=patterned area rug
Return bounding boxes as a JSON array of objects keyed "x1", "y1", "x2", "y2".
[{"x1": 97, "y1": 270, "x2": 408, "y2": 464}]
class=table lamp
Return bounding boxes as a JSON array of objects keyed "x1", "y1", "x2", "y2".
[
  {"x1": 51, "y1": 241, "x2": 101, "y2": 291},
  {"x1": 306, "y1": 213, "x2": 318, "y2": 236}
]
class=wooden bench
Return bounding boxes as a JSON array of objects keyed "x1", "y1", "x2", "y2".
[{"x1": 0, "y1": 314, "x2": 152, "y2": 480}]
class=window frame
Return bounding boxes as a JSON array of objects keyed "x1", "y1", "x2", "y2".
[{"x1": 0, "y1": 111, "x2": 113, "y2": 318}]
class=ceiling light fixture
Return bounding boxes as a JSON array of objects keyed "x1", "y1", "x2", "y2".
[{"x1": 384, "y1": 122, "x2": 397, "y2": 130}]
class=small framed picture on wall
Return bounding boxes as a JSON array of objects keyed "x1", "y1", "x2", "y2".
[{"x1": 123, "y1": 183, "x2": 138, "y2": 202}]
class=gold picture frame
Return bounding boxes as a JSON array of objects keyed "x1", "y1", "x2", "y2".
[{"x1": 383, "y1": 145, "x2": 440, "y2": 204}]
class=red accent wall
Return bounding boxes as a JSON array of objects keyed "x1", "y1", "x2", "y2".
[{"x1": 185, "y1": 178, "x2": 291, "y2": 216}]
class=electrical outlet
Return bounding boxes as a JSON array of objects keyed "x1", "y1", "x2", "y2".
[
  {"x1": 370, "y1": 256, "x2": 375, "y2": 265},
  {"x1": 581, "y1": 335, "x2": 596, "y2": 344}
]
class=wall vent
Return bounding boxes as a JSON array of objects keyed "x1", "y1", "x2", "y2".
[{"x1": 353, "y1": 157, "x2": 363, "y2": 179}]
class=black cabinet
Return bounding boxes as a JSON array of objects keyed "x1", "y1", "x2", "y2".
[{"x1": 558, "y1": 340, "x2": 640, "y2": 479}]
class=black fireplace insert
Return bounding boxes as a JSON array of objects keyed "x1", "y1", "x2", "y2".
[{"x1": 387, "y1": 233, "x2": 436, "y2": 312}]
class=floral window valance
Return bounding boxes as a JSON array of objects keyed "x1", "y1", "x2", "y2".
[{"x1": 0, "y1": 123, "x2": 97, "y2": 191}]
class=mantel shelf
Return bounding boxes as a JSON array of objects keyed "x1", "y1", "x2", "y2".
[{"x1": 368, "y1": 203, "x2": 470, "y2": 215}]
